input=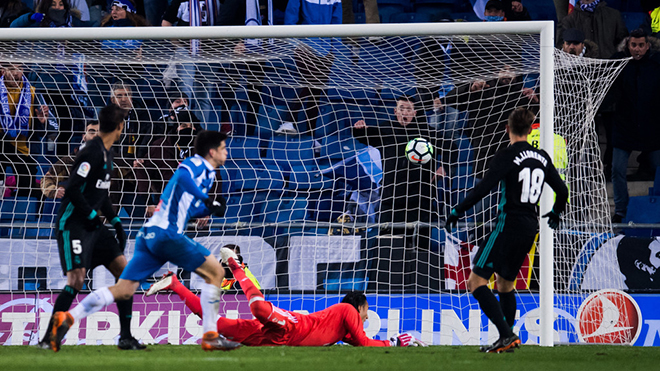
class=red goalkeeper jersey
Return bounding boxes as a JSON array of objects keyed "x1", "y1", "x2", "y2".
[{"x1": 217, "y1": 303, "x2": 390, "y2": 347}]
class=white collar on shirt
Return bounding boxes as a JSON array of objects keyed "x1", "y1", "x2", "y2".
[{"x1": 193, "y1": 153, "x2": 215, "y2": 172}]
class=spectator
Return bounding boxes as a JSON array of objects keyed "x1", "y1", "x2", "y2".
[
  {"x1": 641, "y1": 0, "x2": 660, "y2": 37},
  {"x1": 352, "y1": 95, "x2": 445, "y2": 250},
  {"x1": 134, "y1": 110, "x2": 208, "y2": 222},
  {"x1": 481, "y1": 0, "x2": 530, "y2": 22},
  {"x1": 483, "y1": 0, "x2": 506, "y2": 22},
  {"x1": 439, "y1": 66, "x2": 539, "y2": 176},
  {"x1": 556, "y1": 0, "x2": 628, "y2": 59},
  {"x1": 284, "y1": 0, "x2": 341, "y2": 135},
  {"x1": 143, "y1": 0, "x2": 168, "y2": 27},
  {"x1": 162, "y1": 0, "x2": 217, "y2": 125},
  {"x1": 605, "y1": 29, "x2": 660, "y2": 223},
  {"x1": 0, "y1": 0, "x2": 31, "y2": 28},
  {"x1": 108, "y1": 82, "x2": 156, "y2": 216},
  {"x1": 101, "y1": 0, "x2": 149, "y2": 50},
  {"x1": 69, "y1": 0, "x2": 91, "y2": 23},
  {"x1": 155, "y1": 88, "x2": 201, "y2": 134},
  {"x1": 10, "y1": 0, "x2": 86, "y2": 27},
  {"x1": 0, "y1": 62, "x2": 55, "y2": 198},
  {"x1": 137, "y1": 110, "x2": 197, "y2": 202},
  {"x1": 506, "y1": 1, "x2": 531, "y2": 21},
  {"x1": 162, "y1": 0, "x2": 216, "y2": 27},
  {"x1": 561, "y1": 28, "x2": 600, "y2": 57},
  {"x1": 342, "y1": 0, "x2": 378, "y2": 24},
  {"x1": 109, "y1": 82, "x2": 156, "y2": 162},
  {"x1": 41, "y1": 121, "x2": 99, "y2": 199},
  {"x1": 437, "y1": 67, "x2": 538, "y2": 225},
  {"x1": 101, "y1": 0, "x2": 149, "y2": 27}
]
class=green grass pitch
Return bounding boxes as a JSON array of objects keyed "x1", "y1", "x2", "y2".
[{"x1": 1, "y1": 344, "x2": 658, "y2": 371}]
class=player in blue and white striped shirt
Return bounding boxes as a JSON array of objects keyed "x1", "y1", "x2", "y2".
[{"x1": 50, "y1": 131, "x2": 241, "y2": 352}]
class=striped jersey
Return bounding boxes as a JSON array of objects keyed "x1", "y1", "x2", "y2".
[{"x1": 144, "y1": 154, "x2": 216, "y2": 234}]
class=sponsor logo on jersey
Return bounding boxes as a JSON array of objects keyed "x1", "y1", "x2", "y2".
[
  {"x1": 95, "y1": 179, "x2": 111, "y2": 189},
  {"x1": 576, "y1": 289, "x2": 642, "y2": 344},
  {"x1": 77, "y1": 162, "x2": 91, "y2": 178}
]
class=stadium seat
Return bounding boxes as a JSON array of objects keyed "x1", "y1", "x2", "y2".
[
  {"x1": 622, "y1": 12, "x2": 646, "y2": 31},
  {"x1": 264, "y1": 197, "x2": 309, "y2": 223},
  {"x1": 450, "y1": 170, "x2": 475, "y2": 191},
  {"x1": 225, "y1": 136, "x2": 262, "y2": 160},
  {"x1": 41, "y1": 200, "x2": 61, "y2": 223},
  {"x1": 318, "y1": 135, "x2": 366, "y2": 163},
  {"x1": 0, "y1": 197, "x2": 39, "y2": 222},
  {"x1": 266, "y1": 135, "x2": 317, "y2": 176},
  {"x1": 455, "y1": 135, "x2": 475, "y2": 163},
  {"x1": 390, "y1": 12, "x2": 434, "y2": 23},
  {"x1": 256, "y1": 105, "x2": 291, "y2": 139},
  {"x1": 314, "y1": 103, "x2": 347, "y2": 138},
  {"x1": 223, "y1": 159, "x2": 285, "y2": 192},
  {"x1": 213, "y1": 191, "x2": 268, "y2": 225},
  {"x1": 413, "y1": 0, "x2": 453, "y2": 21},
  {"x1": 288, "y1": 164, "x2": 335, "y2": 192}
]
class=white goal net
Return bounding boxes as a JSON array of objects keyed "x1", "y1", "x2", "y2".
[{"x1": 0, "y1": 23, "x2": 629, "y2": 347}]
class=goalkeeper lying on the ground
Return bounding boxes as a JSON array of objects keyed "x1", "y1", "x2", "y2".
[{"x1": 146, "y1": 247, "x2": 425, "y2": 347}]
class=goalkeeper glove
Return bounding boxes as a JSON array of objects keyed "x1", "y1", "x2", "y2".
[
  {"x1": 111, "y1": 217, "x2": 127, "y2": 251},
  {"x1": 204, "y1": 196, "x2": 227, "y2": 217},
  {"x1": 542, "y1": 210, "x2": 561, "y2": 230},
  {"x1": 444, "y1": 209, "x2": 460, "y2": 233},
  {"x1": 84, "y1": 210, "x2": 103, "y2": 231},
  {"x1": 389, "y1": 333, "x2": 427, "y2": 347}
]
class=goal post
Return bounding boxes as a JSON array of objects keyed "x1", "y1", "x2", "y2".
[{"x1": 0, "y1": 21, "x2": 628, "y2": 347}]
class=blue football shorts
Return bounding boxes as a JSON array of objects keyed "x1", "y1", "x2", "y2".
[{"x1": 119, "y1": 225, "x2": 211, "y2": 282}]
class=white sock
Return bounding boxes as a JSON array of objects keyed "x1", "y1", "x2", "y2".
[
  {"x1": 200, "y1": 283, "x2": 221, "y2": 333},
  {"x1": 69, "y1": 286, "x2": 115, "y2": 322}
]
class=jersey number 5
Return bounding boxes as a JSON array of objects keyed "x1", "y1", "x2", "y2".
[
  {"x1": 518, "y1": 167, "x2": 544, "y2": 204},
  {"x1": 72, "y1": 240, "x2": 82, "y2": 254}
]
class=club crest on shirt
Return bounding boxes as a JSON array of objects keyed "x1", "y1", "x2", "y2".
[{"x1": 77, "y1": 162, "x2": 91, "y2": 178}]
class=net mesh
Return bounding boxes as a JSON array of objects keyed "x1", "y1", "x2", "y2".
[{"x1": 0, "y1": 30, "x2": 628, "y2": 346}]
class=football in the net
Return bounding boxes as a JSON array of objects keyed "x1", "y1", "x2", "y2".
[{"x1": 405, "y1": 138, "x2": 433, "y2": 165}]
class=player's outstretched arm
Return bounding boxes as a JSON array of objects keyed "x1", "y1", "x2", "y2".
[{"x1": 341, "y1": 307, "x2": 390, "y2": 347}]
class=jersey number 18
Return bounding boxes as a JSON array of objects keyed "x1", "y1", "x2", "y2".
[{"x1": 518, "y1": 167, "x2": 544, "y2": 204}]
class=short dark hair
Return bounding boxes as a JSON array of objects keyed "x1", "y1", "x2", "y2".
[
  {"x1": 507, "y1": 107, "x2": 535, "y2": 136},
  {"x1": 485, "y1": 0, "x2": 504, "y2": 11},
  {"x1": 341, "y1": 291, "x2": 368, "y2": 312},
  {"x1": 395, "y1": 94, "x2": 416, "y2": 105},
  {"x1": 194, "y1": 130, "x2": 228, "y2": 157},
  {"x1": 98, "y1": 104, "x2": 125, "y2": 133},
  {"x1": 629, "y1": 28, "x2": 649, "y2": 43}
]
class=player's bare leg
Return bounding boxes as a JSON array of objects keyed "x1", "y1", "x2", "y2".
[{"x1": 195, "y1": 256, "x2": 241, "y2": 351}]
